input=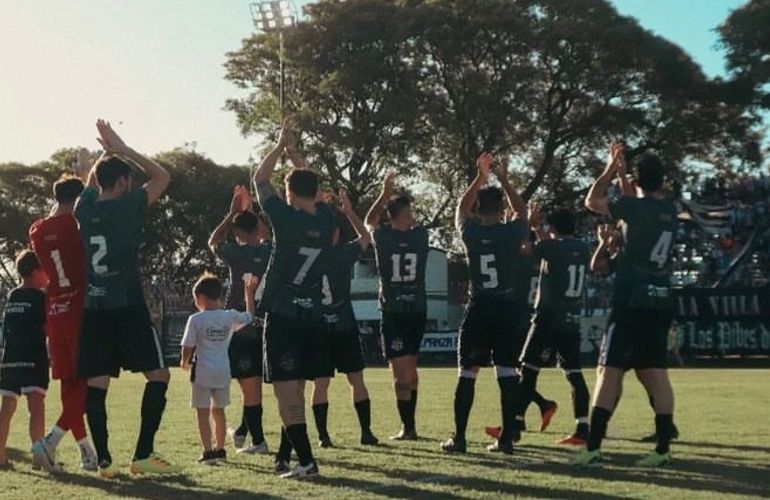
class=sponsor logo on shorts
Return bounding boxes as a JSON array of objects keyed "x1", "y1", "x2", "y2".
[
  {"x1": 278, "y1": 353, "x2": 296, "y2": 371},
  {"x1": 390, "y1": 338, "x2": 404, "y2": 352}
]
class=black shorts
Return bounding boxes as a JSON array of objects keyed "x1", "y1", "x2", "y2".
[
  {"x1": 229, "y1": 323, "x2": 263, "y2": 379},
  {"x1": 315, "y1": 324, "x2": 366, "y2": 378},
  {"x1": 381, "y1": 312, "x2": 426, "y2": 360},
  {"x1": 599, "y1": 307, "x2": 672, "y2": 370},
  {"x1": 520, "y1": 318, "x2": 582, "y2": 372},
  {"x1": 0, "y1": 362, "x2": 49, "y2": 397},
  {"x1": 263, "y1": 312, "x2": 324, "y2": 383},
  {"x1": 78, "y1": 304, "x2": 166, "y2": 378},
  {"x1": 458, "y1": 298, "x2": 528, "y2": 369}
]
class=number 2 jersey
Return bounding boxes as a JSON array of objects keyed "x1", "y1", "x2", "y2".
[
  {"x1": 29, "y1": 214, "x2": 87, "y2": 317},
  {"x1": 531, "y1": 238, "x2": 590, "y2": 330},
  {"x1": 373, "y1": 224, "x2": 428, "y2": 314},
  {"x1": 459, "y1": 218, "x2": 527, "y2": 302},
  {"x1": 608, "y1": 196, "x2": 678, "y2": 308},
  {"x1": 74, "y1": 187, "x2": 148, "y2": 310}
]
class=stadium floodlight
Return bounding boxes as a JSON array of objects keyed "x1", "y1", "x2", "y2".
[{"x1": 249, "y1": 0, "x2": 296, "y2": 109}]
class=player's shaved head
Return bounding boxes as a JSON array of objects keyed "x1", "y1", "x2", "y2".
[
  {"x1": 285, "y1": 169, "x2": 319, "y2": 199},
  {"x1": 477, "y1": 187, "x2": 504, "y2": 216},
  {"x1": 547, "y1": 209, "x2": 576, "y2": 236},
  {"x1": 233, "y1": 211, "x2": 259, "y2": 234},
  {"x1": 387, "y1": 196, "x2": 412, "y2": 220},
  {"x1": 635, "y1": 154, "x2": 666, "y2": 192},
  {"x1": 53, "y1": 175, "x2": 84, "y2": 203},
  {"x1": 95, "y1": 156, "x2": 132, "y2": 190}
]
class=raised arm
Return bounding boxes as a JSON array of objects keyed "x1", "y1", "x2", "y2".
[
  {"x1": 284, "y1": 126, "x2": 308, "y2": 169},
  {"x1": 590, "y1": 223, "x2": 613, "y2": 274},
  {"x1": 340, "y1": 189, "x2": 371, "y2": 250},
  {"x1": 495, "y1": 156, "x2": 528, "y2": 218},
  {"x1": 585, "y1": 142, "x2": 623, "y2": 215},
  {"x1": 208, "y1": 185, "x2": 250, "y2": 253},
  {"x1": 615, "y1": 148, "x2": 635, "y2": 196},
  {"x1": 520, "y1": 203, "x2": 542, "y2": 256},
  {"x1": 364, "y1": 172, "x2": 395, "y2": 230},
  {"x1": 73, "y1": 147, "x2": 98, "y2": 190},
  {"x1": 96, "y1": 119, "x2": 170, "y2": 205},
  {"x1": 244, "y1": 275, "x2": 258, "y2": 318},
  {"x1": 254, "y1": 118, "x2": 291, "y2": 205},
  {"x1": 455, "y1": 152, "x2": 491, "y2": 231}
]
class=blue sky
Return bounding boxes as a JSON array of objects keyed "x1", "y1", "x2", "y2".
[{"x1": 0, "y1": 0, "x2": 747, "y2": 167}]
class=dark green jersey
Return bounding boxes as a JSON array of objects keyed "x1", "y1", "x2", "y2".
[
  {"x1": 75, "y1": 187, "x2": 147, "y2": 310},
  {"x1": 259, "y1": 195, "x2": 334, "y2": 317},
  {"x1": 515, "y1": 253, "x2": 541, "y2": 308},
  {"x1": 373, "y1": 224, "x2": 428, "y2": 313},
  {"x1": 1, "y1": 287, "x2": 47, "y2": 366},
  {"x1": 215, "y1": 240, "x2": 271, "y2": 312},
  {"x1": 532, "y1": 238, "x2": 590, "y2": 326},
  {"x1": 321, "y1": 241, "x2": 362, "y2": 330},
  {"x1": 460, "y1": 218, "x2": 527, "y2": 301},
  {"x1": 608, "y1": 196, "x2": 678, "y2": 307}
]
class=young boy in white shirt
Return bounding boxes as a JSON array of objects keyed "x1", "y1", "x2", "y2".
[{"x1": 181, "y1": 273, "x2": 257, "y2": 464}]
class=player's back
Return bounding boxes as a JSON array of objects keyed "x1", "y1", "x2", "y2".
[
  {"x1": 373, "y1": 224, "x2": 428, "y2": 312},
  {"x1": 216, "y1": 241, "x2": 271, "y2": 311},
  {"x1": 1, "y1": 287, "x2": 47, "y2": 364},
  {"x1": 323, "y1": 241, "x2": 362, "y2": 309},
  {"x1": 461, "y1": 219, "x2": 526, "y2": 301},
  {"x1": 29, "y1": 215, "x2": 87, "y2": 303},
  {"x1": 533, "y1": 238, "x2": 590, "y2": 321}
]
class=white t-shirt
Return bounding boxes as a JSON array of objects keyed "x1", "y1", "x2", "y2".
[{"x1": 181, "y1": 309, "x2": 252, "y2": 388}]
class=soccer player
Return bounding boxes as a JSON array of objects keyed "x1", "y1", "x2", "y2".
[
  {"x1": 254, "y1": 118, "x2": 333, "y2": 479},
  {"x1": 75, "y1": 119, "x2": 179, "y2": 477},
  {"x1": 440, "y1": 152, "x2": 529, "y2": 454},
  {"x1": 180, "y1": 273, "x2": 258, "y2": 465},
  {"x1": 516, "y1": 207, "x2": 592, "y2": 446},
  {"x1": 365, "y1": 173, "x2": 428, "y2": 441},
  {"x1": 208, "y1": 185, "x2": 272, "y2": 455},
  {"x1": 310, "y1": 189, "x2": 379, "y2": 448},
  {"x1": 0, "y1": 251, "x2": 49, "y2": 469},
  {"x1": 573, "y1": 143, "x2": 678, "y2": 467},
  {"x1": 29, "y1": 151, "x2": 98, "y2": 472}
]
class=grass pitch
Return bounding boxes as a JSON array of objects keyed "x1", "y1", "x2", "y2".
[{"x1": 1, "y1": 367, "x2": 768, "y2": 499}]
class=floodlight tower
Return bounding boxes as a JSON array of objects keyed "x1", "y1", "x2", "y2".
[{"x1": 250, "y1": 0, "x2": 296, "y2": 110}]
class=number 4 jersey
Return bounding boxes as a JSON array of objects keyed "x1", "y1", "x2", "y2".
[
  {"x1": 75, "y1": 187, "x2": 148, "y2": 310},
  {"x1": 608, "y1": 196, "x2": 679, "y2": 308},
  {"x1": 373, "y1": 224, "x2": 428, "y2": 314}
]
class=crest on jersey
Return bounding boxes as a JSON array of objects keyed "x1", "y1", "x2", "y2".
[
  {"x1": 278, "y1": 353, "x2": 296, "y2": 371},
  {"x1": 539, "y1": 348, "x2": 552, "y2": 363}
]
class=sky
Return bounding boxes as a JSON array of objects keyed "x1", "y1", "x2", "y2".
[{"x1": 0, "y1": 0, "x2": 748, "y2": 167}]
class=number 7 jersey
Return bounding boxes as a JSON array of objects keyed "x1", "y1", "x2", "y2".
[{"x1": 373, "y1": 224, "x2": 429, "y2": 313}]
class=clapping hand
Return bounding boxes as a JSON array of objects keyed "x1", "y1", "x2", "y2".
[{"x1": 96, "y1": 119, "x2": 130, "y2": 156}]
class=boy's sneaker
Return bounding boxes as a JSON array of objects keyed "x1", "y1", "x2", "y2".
[
  {"x1": 197, "y1": 450, "x2": 218, "y2": 465},
  {"x1": 280, "y1": 461, "x2": 319, "y2": 479},
  {"x1": 635, "y1": 451, "x2": 672, "y2": 468},
  {"x1": 213, "y1": 449, "x2": 227, "y2": 464},
  {"x1": 130, "y1": 453, "x2": 183, "y2": 474},
  {"x1": 570, "y1": 449, "x2": 603, "y2": 468},
  {"x1": 236, "y1": 441, "x2": 269, "y2": 455},
  {"x1": 80, "y1": 454, "x2": 99, "y2": 472},
  {"x1": 228, "y1": 427, "x2": 247, "y2": 449},
  {"x1": 318, "y1": 435, "x2": 334, "y2": 448},
  {"x1": 274, "y1": 459, "x2": 291, "y2": 474},
  {"x1": 360, "y1": 431, "x2": 379, "y2": 446},
  {"x1": 98, "y1": 460, "x2": 119, "y2": 478},
  {"x1": 440, "y1": 434, "x2": 466, "y2": 453},
  {"x1": 486, "y1": 439, "x2": 514, "y2": 455},
  {"x1": 31, "y1": 440, "x2": 60, "y2": 473}
]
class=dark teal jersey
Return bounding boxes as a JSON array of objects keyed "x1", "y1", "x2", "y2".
[
  {"x1": 321, "y1": 241, "x2": 362, "y2": 330},
  {"x1": 372, "y1": 224, "x2": 428, "y2": 313},
  {"x1": 1, "y1": 287, "x2": 47, "y2": 366},
  {"x1": 259, "y1": 195, "x2": 334, "y2": 317},
  {"x1": 75, "y1": 187, "x2": 147, "y2": 310},
  {"x1": 215, "y1": 240, "x2": 271, "y2": 311},
  {"x1": 532, "y1": 238, "x2": 590, "y2": 325},
  {"x1": 608, "y1": 196, "x2": 679, "y2": 307},
  {"x1": 515, "y1": 253, "x2": 541, "y2": 308},
  {"x1": 459, "y1": 218, "x2": 527, "y2": 301}
]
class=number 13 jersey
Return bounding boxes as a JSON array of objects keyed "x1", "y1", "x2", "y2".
[{"x1": 373, "y1": 225, "x2": 428, "y2": 314}]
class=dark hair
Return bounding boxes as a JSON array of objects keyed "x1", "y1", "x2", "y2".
[
  {"x1": 233, "y1": 211, "x2": 259, "y2": 234},
  {"x1": 193, "y1": 273, "x2": 222, "y2": 301},
  {"x1": 53, "y1": 175, "x2": 84, "y2": 203},
  {"x1": 95, "y1": 156, "x2": 132, "y2": 190},
  {"x1": 387, "y1": 195, "x2": 412, "y2": 220},
  {"x1": 15, "y1": 249, "x2": 40, "y2": 278},
  {"x1": 547, "y1": 209, "x2": 576, "y2": 236},
  {"x1": 285, "y1": 169, "x2": 319, "y2": 199},
  {"x1": 635, "y1": 154, "x2": 666, "y2": 192},
  {"x1": 477, "y1": 187, "x2": 504, "y2": 216}
]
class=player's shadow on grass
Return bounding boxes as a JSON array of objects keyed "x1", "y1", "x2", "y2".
[{"x1": 547, "y1": 451, "x2": 770, "y2": 498}]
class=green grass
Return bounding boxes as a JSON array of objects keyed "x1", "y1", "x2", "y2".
[{"x1": 1, "y1": 367, "x2": 768, "y2": 499}]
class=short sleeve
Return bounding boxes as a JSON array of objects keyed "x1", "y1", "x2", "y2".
[
  {"x1": 414, "y1": 225, "x2": 429, "y2": 246},
  {"x1": 343, "y1": 241, "x2": 363, "y2": 266},
  {"x1": 215, "y1": 240, "x2": 239, "y2": 264},
  {"x1": 181, "y1": 315, "x2": 197, "y2": 347},
  {"x1": 608, "y1": 196, "x2": 635, "y2": 222},
  {"x1": 126, "y1": 188, "x2": 149, "y2": 218},
  {"x1": 372, "y1": 224, "x2": 390, "y2": 245},
  {"x1": 74, "y1": 187, "x2": 98, "y2": 217},
  {"x1": 228, "y1": 310, "x2": 253, "y2": 329},
  {"x1": 533, "y1": 240, "x2": 554, "y2": 261},
  {"x1": 262, "y1": 194, "x2": 292, "y2": 226},
  {"x1": 459, "y1": 219, "x2": 477, "y2": 242},
  {"x1": 505, "y1": 219, "x2": 527, "y2": 245}
]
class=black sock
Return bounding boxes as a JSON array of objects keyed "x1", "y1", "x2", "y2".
[
  {"x1": 567, "y1": 372, "x2": 590, "y2": 422},
  {"x1": 133, "y1": 381, "x2": 168, "y2": 461},
  {"x1": 312, "y1": 403, "x2": 330, "y2": 440},
  {"x1": 531, "y1": 390, "x2": 548, "y2": 410},
  {"x1": 285, "y1": 423, "x2": 314, "y2": 466},
  {"x1": 587, "y1": 407, "x2": 612, "y2": 452},
  {"x1": 397, "y1": 399, "x2": 410, "y2": 429},
  {"x1": 244, "y1": 405, "x2": 264, "y2": 445},
  {"x1": 277, "y1": 427, "x2": 292, "y2": 462},
  {"x1": 496, "y1": 376, "x2": 520, "y2": 442},
  {"x1": 354, "y1": 399, "x2": 372, "y2": 433},
  {"x1": 655, "y1": 414, "x2": 674, "y2": 454},
  {"x1": 86, "y1": 386, "x2": 110, "y2": 464},
  {"x1": 518, "y1": 367, "x2": 539, "y2": 415},
  {"x1": 235, "y1": 409, "x2": 248, "y2": 437},
  {"x1": 408, "y1": 389, "x2": 418, "y2": 430},
  {"x1": 453, "y1": 377, "x2": 476, "y2": 439}
]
